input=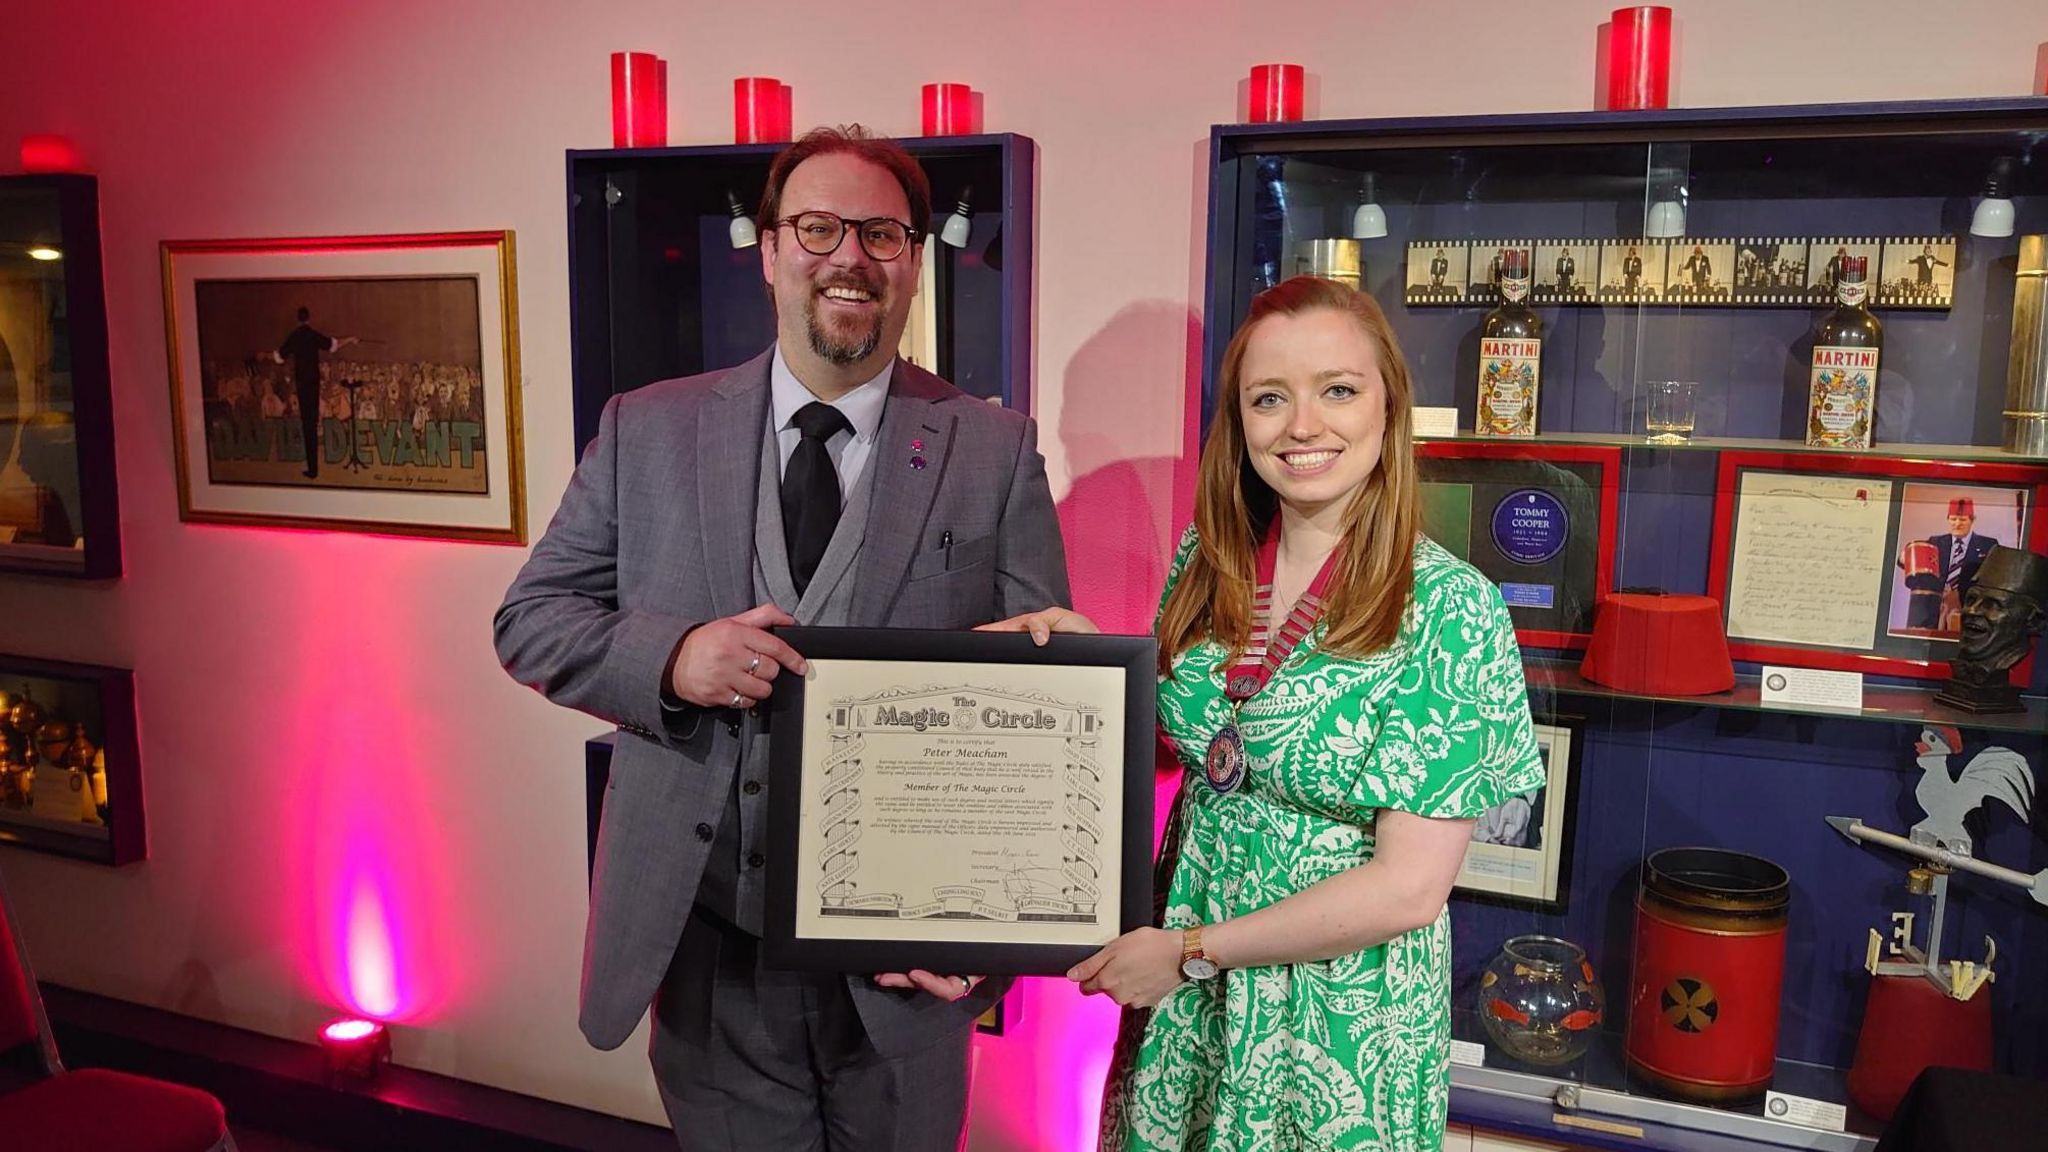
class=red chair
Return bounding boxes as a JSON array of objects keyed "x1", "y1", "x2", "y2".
[{"x1": 0, "y1": 865, "x2": 236, "y2": 1152}]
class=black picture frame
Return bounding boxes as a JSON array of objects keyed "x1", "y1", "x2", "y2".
[
  {"x1": 0, "y1": 174, "x2": 120, "y2": 577},
  {"x1": 764, "y1": 627, "x2": 1155, "y2": 976},
  {"x1": 0, "y1": 654, "x2": 143, "y2": 865}
]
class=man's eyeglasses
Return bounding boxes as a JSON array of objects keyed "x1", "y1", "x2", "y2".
[{"x1": 773, "y1": 212, "x2": 919, "y2": 261}]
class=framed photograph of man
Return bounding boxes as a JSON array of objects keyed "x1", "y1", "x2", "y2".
[
  {"x1": 1596, "y1": 239, "x2": 1664, "y2": 302},
  {"x1": 1664, "y1": 239, "x2": 1735, "y2": 302},
  {"x1": 1404, "y1": 241, "x2": 1469, "y2": 304},
  {"x1": 1709, "y1": 451, "x2": 2048, "y2": 678},
  {"x1": 161, "y1": 231, "x2": 525, "y2": 543},
  {"x1": 1887, "y1": 481, "x2": 2027, "y2": 641},
  {"x1": 1532, "y1": 241, "x2": 1595, "y2": 304},
  {"x1": 0, "y1": 175, "x2": 120, "y2": 578},
  {"x1": 1876, "y1": 235, "x2": 1957, "y2": 309},
  {"x1": 0, "y1": 654, "x2": 143, "y2": 866},
  {"x1": 1804, "y1": 237, "x2": 1884, "y2": 305},
  {"x1": 1731, "y1": 237, "x2": 1810, "y2": 304},
  {"x1": 1454, "y1": 716, "x2": 1578, "y2": 910}
]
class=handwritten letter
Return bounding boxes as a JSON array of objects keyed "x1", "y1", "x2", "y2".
[{"x1": 1726, "y1": 473, "x2": 1892, "y2": 649}]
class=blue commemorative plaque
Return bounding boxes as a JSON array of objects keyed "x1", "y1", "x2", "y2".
[{"x1": 1491, "y1": 488, "x2": 1569, "y2": 566}]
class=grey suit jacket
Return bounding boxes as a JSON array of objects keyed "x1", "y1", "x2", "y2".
[{"x1": 494, "y1": 349, "x2": 1071, "y2": 1052}]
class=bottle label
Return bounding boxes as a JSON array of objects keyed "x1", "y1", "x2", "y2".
[
  {"x1": 1478, "y1": 337, "x2": 1541, "y2": 437},
  {"x1": 1836, "y1": 280, "x2": 1869, "y2": 307},
  {"x1": 1500, "y1": 272, "x2": 1531, "y2": 303},
  {"x1": 1807, "y1": 345, "x2": 1878, "y2": 448}
]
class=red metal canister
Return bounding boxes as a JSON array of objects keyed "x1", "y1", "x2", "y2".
[{"x1": 1625, "y1": 847, "x2": 1791, "y2": 1102}]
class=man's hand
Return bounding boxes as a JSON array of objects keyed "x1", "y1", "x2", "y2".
[
  {"x1": 977, "y1": 606, "x2": 1099, "y2": 646},
  {"x1": 1066, "y1": 927, "x2": 1184, "y2": 1008},
  {"x1": 873, "y1": 970, "x2": 985, "y2": 1002},
  {"x1": 669, "y1": 603, "x2": 804, "y2": 709}
]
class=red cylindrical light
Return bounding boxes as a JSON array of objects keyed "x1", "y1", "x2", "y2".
[
  {"x1": 611, "y1": 51, "x2": 667, "y2": 148},
  {"x1": 734, "y1": 77, "x2": 791, "y2": 144},
  {"x1": 1607, "y1": 7, "x2": 1673, "y2": 111},
  {"x1": 921, "y1": 83, "x2": 974, "y2": 137},
  {"x1": 1248, "y1": 64, "x2": 1306, "y2": 124},
  {"x1": 19, "y1": 134, "x2": 84, "y2": 173}
]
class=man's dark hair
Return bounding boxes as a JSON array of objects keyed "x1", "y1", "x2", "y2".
[
  {"x1": 297, "y1": 306, "x2": 311, "y2": 322},
  {"x1": 756, "y1": 125, "x2": 932, "y2": 241}
]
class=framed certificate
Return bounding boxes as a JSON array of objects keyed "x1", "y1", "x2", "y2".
[
  {"x1": 764, "y1": 627, "x2": 1157, "y2": 976},
  {"x1": 1708, "y1": 451, "x2": 2048, "y2": 678}
]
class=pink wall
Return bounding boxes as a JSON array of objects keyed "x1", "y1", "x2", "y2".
[{"x1": 1, "y1": 1, "x2": 2044, "y2": 1147}]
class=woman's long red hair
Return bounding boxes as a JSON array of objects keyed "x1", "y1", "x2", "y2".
[{"x1": 1158, "y1": 276, "x2": 1420, "y2": 673}]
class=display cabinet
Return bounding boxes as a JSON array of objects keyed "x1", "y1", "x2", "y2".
[
  {"x1": 0, "y1": 174, "x2": 119, "y2": 578},
  {"x1": 1206, "y1": 100, "x2": 2048, "y2": 1150},
  {"x1": 566, "y1": 133, "x2": 1035, "y2": 456}
]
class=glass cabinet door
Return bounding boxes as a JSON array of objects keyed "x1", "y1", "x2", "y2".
[{"x1": 1205, "y1": 101, "x2": 2048, "y2": 1150}]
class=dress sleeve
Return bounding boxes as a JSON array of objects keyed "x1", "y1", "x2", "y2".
[{"x1": 1345, "y1": 564, "x2": 1546, "y2": 819}]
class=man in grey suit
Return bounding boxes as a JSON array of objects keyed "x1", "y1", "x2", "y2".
[{"x1": 495, "y1": 126, "x2": 1072, "y2": 1150}]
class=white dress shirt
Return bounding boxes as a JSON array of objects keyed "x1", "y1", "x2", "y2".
[{"x1": 768, "y1": 345, "x2": 891, "y2": 508}]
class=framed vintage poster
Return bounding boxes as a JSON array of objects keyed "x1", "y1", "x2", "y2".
[
  {"x1": 764, "y1": 627, "x2": 1156, "y2": 976},
  {"x1": 1708, "y1": 451, "x2": 2048, "y2": 679},
  {"x1": 1454, "y1": 716, "x2": 1579, "y2": 911},
  {"x1": 0, "y1": 175, "x2": 120, "y2": 577},
  {"x1": 1417, "y1": 442, "x2": 1620, "y2": 650},
  {"x1": 0, "y1": 654, "x2": 143, "y2": 866},
  {"x1": 161, "y1": 231, "x2": 525, "y2": 543}
]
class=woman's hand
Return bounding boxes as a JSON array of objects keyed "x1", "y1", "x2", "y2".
[
  {"x1": 1066, "y1": 926, "x2": 1184, "y2": 1008},
  {"x1": 977, "y1": 606, "x2": 1099, "y2": 645}
]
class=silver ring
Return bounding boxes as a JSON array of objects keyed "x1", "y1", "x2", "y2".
[
  {"x1": 730, "y1": 692, "x2": 745, "y2": 709},
  {"x1": 746, "y1": 653, "x2": 761, "y2": 675}
]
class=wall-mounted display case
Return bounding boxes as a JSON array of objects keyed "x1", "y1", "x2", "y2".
[
  {"x1": 1206, "y1": 99, "x2": 2048, "y2": 1151},
  {"x1": 0, "y1": 175, "x2": 119, "y2": 578},
  {"x1": 566, "y1": 133, "x2": 1036, "y2": 456}
]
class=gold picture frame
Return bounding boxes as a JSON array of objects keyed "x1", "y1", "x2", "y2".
[{"x1": 160, "y1": 230, "x2": 525, "y2": 543}]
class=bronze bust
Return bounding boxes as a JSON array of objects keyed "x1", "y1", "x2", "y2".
[{"x1": 1934, "y1": 545, "x2": 2048, "y2": 713}]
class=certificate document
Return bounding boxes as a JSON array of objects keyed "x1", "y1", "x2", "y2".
[{"x1": 765, "y1": 628, "x2": 1156, "y2": 975}]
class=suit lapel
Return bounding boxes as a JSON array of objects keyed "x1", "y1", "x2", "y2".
[
  {"x1": 850, "y1": 362, "x2": 954, "y2": 624},
  {"x1": 698, "y1": 351, "x2": 773, "y2": 617}
]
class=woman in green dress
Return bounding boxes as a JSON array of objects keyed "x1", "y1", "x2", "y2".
[{"x1": 998, "y1": 275, "x2": 1543, "y2": 1149}]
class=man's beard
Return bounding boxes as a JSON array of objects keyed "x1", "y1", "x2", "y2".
[{"x1": 804, "y1": 276, "x2": 886, "y2": 366}]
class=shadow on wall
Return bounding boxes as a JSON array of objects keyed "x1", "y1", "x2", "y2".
[{"x1": 1053, "y1": 302, "x2": 1204, "y2": 636}]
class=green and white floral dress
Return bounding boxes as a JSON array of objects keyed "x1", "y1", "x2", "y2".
[{"x1": 1102, "y1": 526, "x2": 1545, "y2": 1152}]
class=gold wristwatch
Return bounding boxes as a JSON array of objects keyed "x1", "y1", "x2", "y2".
[{"x1": 1179, "y1": 925, "x2": 1219, "y2": 980}]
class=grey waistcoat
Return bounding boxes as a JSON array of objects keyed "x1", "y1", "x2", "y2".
[{"x1": 696, "y1": 419, "x2": 877, "y2": 934}]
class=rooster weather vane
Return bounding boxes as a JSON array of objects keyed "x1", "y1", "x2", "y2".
[{"x1": 1826, "y1": 724, "x2": 2041, "y2": 1000}]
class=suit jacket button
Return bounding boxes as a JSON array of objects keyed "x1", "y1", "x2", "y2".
[
  {"x1": 746, "y1": 851, "x2": 766, "y2": 869},
  {"x1": 742, "y1": 780, "x2": 762, "y2": 795},
  {"x1": 695, "y1": 823, "x2": 714, "y2": 842},
  {"x1": 724, "y1": 720, "x2": 741, "y2": 737}
]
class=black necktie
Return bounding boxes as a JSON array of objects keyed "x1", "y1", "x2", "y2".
[{"x1": 782, "y1": 401, "x2": 852, "y2": 595}]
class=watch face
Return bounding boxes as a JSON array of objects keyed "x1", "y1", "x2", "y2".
[{"x1": 1181, "y1": 956, "x2": 1220, "y2": 980}]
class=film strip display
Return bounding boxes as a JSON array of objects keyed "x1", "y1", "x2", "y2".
[{"x1": 1405, "y1": 235, "x2": 1957, "y2": 310}]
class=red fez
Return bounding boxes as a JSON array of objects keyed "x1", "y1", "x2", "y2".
[{"x1": 1948, "y1": 498, "x2": 1975, "y2": 518}]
